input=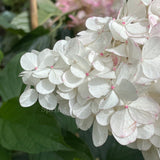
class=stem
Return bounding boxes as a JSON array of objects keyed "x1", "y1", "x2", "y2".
[{"x1": 30, "y1": 0, "x2": 38, "y2": 30}]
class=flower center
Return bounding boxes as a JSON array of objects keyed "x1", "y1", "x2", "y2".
[
  {"x1": 50, "y1": 66, "x2": 54, "y2": 69},
  {"x1": 111, "y1": 86, "x2": 115, "y2": 90},
  {"x1": 125, "y1": 105, "x2": 128, "y2": 109},
  {"x1": 100, "y1": 53, "x2": 104, "y2": 56},
  {"x1": 86, "y1": 73, "x2": 89, "y2": 76}
]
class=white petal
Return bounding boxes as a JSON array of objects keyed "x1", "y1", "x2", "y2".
[
  {"x1": 63, "y1": 70, "x2": 84, "y2": 88},
  {"x1": 57, "y1": 90, "x2": 76, "y2": 100},
  {"x1": 137, "y1": 139, "x2": 152, "y2": 151},
  {"x1": 78, "y1": 82, "x2": 91, "y2": 99},
  {"x1": 49, "y1": 69, "x2": 63, "y2": 85},
  {"x1": 36, "y1": 79, "x2": 55, "y2": 95},
  {"x1": 116, "y1": 79, "x2": 138, "y2": 101},
  {"x1": 127, "y1": 0, "x2": 146, "y2": 18},
  {"x1": 20, "y1": 52, "x2": 38, "y2": 70},
  {"x1": 129, "y1": 96, "x2": 160, "y2": 124},
  {"x1": 126, "y1": 21, "x2": 148, "y2": 35},
  {"x1": 58, "y1": 100, "x2": 70, "y2": 116},
  {"x1": 38, "y1": 50, "x2": 55, "y2": 68},
  {"x1": 39, "y1": 94, "x2": 57, "y2": 110},
  {"x1": 70, "y1": 64, "x2": 86, "y2": 79},
  {"x1": 58, "y1": 84, "x2": 73, "y2": 92},
  {"x1": 19, "y1": 88, "x2": 38, "y2": 107},
  {"x1": 150, "y1": 135, "x2": 160, "y2": 147},
  {"x1": 96, "y1": 109, "x2": 114, "y2": 126},
  {"x1": 32, "y1": 68, "x2": 50, "y2": 78},
  {"x1": 88, "y1": 78, "x2": 110, "y2": 98},
  {"x1": 106, "y1": 43, "x2": 127, "y2": 57},
  {"x1": 72, "y1": 102, "x2": 92, "y2": 119},
  {"x1": 142, "y1": 146, "x2": 160, "y2": 160},
  {"x1": 92, "y1": 120, "x2": 108, "y2": 147},
  {"x1": 137, "y1": 124, "x2": 154, "y2": 139},
  {"x1": 142, "y1": 37, "x2": 160, "y2": 59},
  {"x1": 93, "y1": 60, "x2": 105, "y2": 71},
  {"x1": 76, "y1": 116, "x2": 94, "y2": 131},
  {"x1": 86, "y1": 17, "x2": 105, "y2": 31},
  {"x1": 99, "y1": 91, "x2": 119, "y2": 109},
  {"x1": 150, "y1": 23, "x2": 160, "y2": 38},
  {"x1": 110, "y1": 109, "x2": 136, "y2": 138},
  {"x1": 142, "y1": 58, "x2": 160, "y2": 79},
  {"x1": 154, "y1": 119, "x2": 160, "y2": 136}
]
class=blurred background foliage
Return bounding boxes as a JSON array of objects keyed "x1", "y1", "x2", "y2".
[{"x1": 0, "y1": 0, "x2": 144, "y2": 160}]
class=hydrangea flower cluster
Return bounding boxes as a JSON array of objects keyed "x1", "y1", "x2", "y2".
[{"x1": 19, "y1": 0, "x2": 160, "y2": 159}]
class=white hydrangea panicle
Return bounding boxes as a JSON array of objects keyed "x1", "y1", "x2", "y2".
[{"x1": 19, "y1": 0, "x2": 160, "y2": 158}]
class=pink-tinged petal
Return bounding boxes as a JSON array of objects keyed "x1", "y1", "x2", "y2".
[
  {"x1": 99, "y1": 91, "x2": 119, "y2": 109},
  {"x1": 110, "y1": 109, "x2": 136, "y2": 138},
  {"x1": 136, "y1": 139, "x2": 152, "y2": 151},
  {"x1": 76, "y1": 116, "x2": 94, "y2": 131},
  {"x1": 150, "y1": 135, "x2": 160, "y2": 148},
  {"x1": 88, "y1": 78, "x2": 110, "y2": 98},
  {"x1": 112, "y1": 129, "x2": 137, "y2": 145},
  {"x1": 36, "y1": 79, "x2": 55, "y2": 95},
  {"x1": 150, "y1": 23, "x2": 160, "y2": 38},
  {"x1": 92, "y1": 120, "x2": 108, "y2": 147},
  {"x1": 72, "y1": 102, "x2": 92, "y2": 119},
  {"x1": 39, "y1": 94, "x2": 57, "y2": 110},
  {"x1": 96, "y1": 109, "x2": 114, "y2": 126},
  {"x1": 19, "y1": 88, "x2": 38, "y2": 107},
  {"x1": 137, "y1": 124, "x2": 154, "y2": 139},
  {"x1": 49, "y1": 69, "x2": 63, "y2": 85},
  {"x1": 20, "y1": 52, "x2": 38, "y2": 70},
  {"x1": 129, "y1": 96, "x2": 160, "y2": 124},
  {"x1": 109, "y1": 20, "x2": 128, "y2": 42},
  {"x1": 63, "y1": 70, "x2": 84, "y2": 88}
]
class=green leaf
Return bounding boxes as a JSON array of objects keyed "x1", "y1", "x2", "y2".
[
  {"x1": 29, "y1": 132, "x2": 94, "y2": 160},
  {"x1": 53, "y1": 111, "x2": 78, "y2": 134},
  {"x1": 0, "y1": 98, "x2": 70, "y2": 153},
  {"x1": 11, "y1": 12, "x2": 30, "y2": 33},
  {"x1": 0, "y1": 145, "x2": 11, "y2": 160},
  {"x1": 37, "y1": 0, "x2": 61, "y2": 15},
  {"x1": 0, "y1": 53, "x2": 23, "y2": 102},
  {"x1": 106, "y1": 136, "x2": 144, "y2": 160},
  {"x1": 0, "y1": 50, "x2": 4, "y2": 63},
  {"x1": 10, "y1": 27, "x2": 55, "y2": 54},
  {"x1": 29, "y1": 152, "x2": 63, "y2": 160},
  {"x1": 56, "y1": 131, "x2": 94, "y2": 160},
  {"x1": 79, "y1": 131, "x2": 144, "y2": 160}
]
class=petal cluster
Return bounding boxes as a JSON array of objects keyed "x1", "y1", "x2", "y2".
[{"x1": 19, "y1": 0, "x2": 160, "y2": 159}]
